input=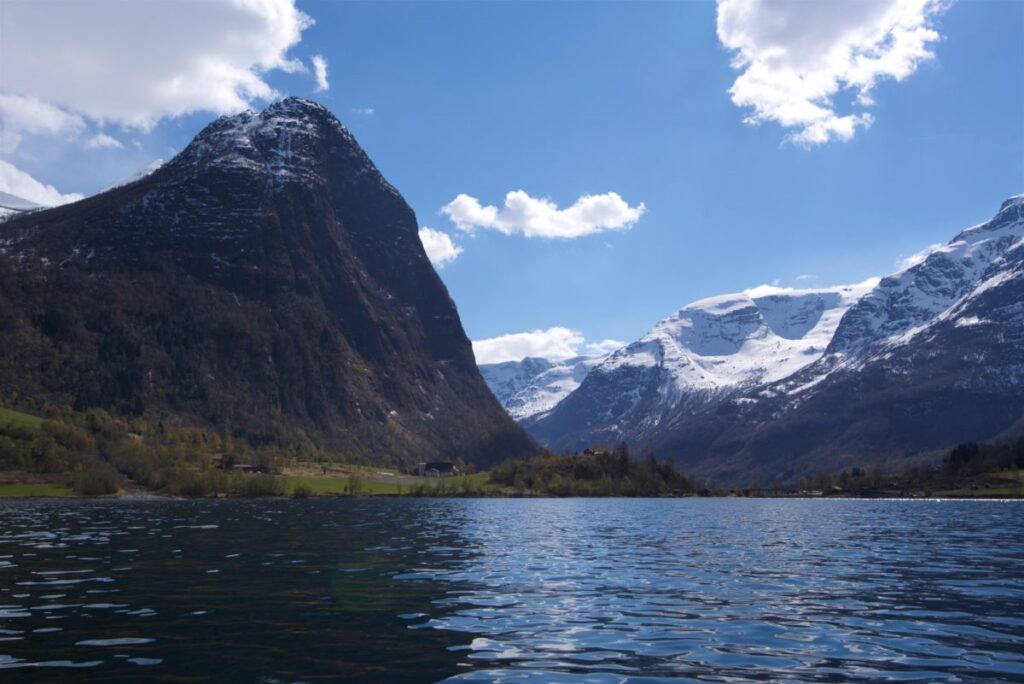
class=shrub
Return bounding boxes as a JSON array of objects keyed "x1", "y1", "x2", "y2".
[
  {"x1": 71, "y1": 462, "x2": 121, "y2": 495},
  {"x1": 163, "y1": 470, "x2": 227, "y2": 497},
  {"x1": 234, "y1": 474, "x2": 285, "y2": 497},
  {"x1": 292, "y1": 482, "x2": 314, "y2": 498}
]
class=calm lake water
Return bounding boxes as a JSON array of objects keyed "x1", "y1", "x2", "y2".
[{"x1": 0, "y1": 498, "x2": 1022, "y2": 682}]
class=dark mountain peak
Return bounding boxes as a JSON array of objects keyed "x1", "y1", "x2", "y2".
[
  {"x1": 162, "y1": 97, "x2": 383, "y2": 199},
  {"x1": 264, "y1": 95, "x2": 334, "y2": 122},
  {"x1": 189, "y1": 96, "x2": 339, "y2": 149}
]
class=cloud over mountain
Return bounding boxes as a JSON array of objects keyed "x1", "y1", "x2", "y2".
[
  {"x1": 0, "y1": 0, "x2": 317, "y2": 136},
  {"x1": 443, "y1": 190, "x2": 645, "y2": 239},
  {"x1": 418, "y1": 227, "x2": 463, "y2": 267},
  {"x1": 473, "y1": 327, "x2": 624, "y2": 365},
  {"x1": 0, "y1": 160, "x2": 83, "y2": 206}
]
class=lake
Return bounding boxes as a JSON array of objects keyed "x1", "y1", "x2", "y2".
[{"x1": 0, "y1": 498, "x2": 1022, "y2": 682}]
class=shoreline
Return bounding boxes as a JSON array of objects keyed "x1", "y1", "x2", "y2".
[{"x1": 2, "y1": 491, "x2": 1021, "y2": 501}]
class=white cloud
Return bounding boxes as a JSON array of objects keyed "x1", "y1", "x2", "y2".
[
  {"x1": 585, "y1": 339, "x2": 627, "y2": 357},
  {"x1": 0, "y1": 0, "x2": 315, "y2": 133},
  {"x1": 0, "y1": 160, "x2": 83, "y2": 206},
  {"x1": 0, "y1": 93, "x2": 85, "y2": 152},
  {"x1": 418, "y1": 227, "x2": 463, "y2": 268},
  {"x1": 717, "y1": 0, "x2": 949, "y2": 146},
  {"x1": 744, "y1": 283, "x2": 797, "y2": 298},
  {"x1": 354, "y1": 107, "x2": 376, "y2": 117},
  {"x1": 442, "y1": 190, "x2": 645, "y2": 239},
  {"x1": 896, "y1": 242, "x2": 944, "y2": 270},
  {"x1": 85, "y1": 133, "x2": 125, "y2": 150},
  {"x1": 312, "y1": 55, "x2": 329, "y2": 92},
  {"x1": 473, "y1": 328, "x2": 584, "y2": 364},
  {"x1": 744, "y1": 276, "x2": 881, "y2": 298},
  {"x1": 473, "y1": 327, "x2": 624, "y2": 364}
]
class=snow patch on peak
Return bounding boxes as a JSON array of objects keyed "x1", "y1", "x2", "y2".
[
  {"x1": 999, "y1": 194, "x2": 1024, "y2": 212},
  {"x1": 480, "y1": 354, "x2": 608, "y2": 421},
  {"x1": 828, "y1": 198, "x2": 1024, "y2": 357},
  {"x1": 266, "y1": 96, "x2": 331, "y2": 118},
  {"x1": 603, "y1": 281, "x2": 872, "y2": 386},
  {"x1": 683, "y1": 293, "x2": 755, "y2": 315},
  {"x1": 171, "y1": 97, "x2": 365, "y2": 194}
]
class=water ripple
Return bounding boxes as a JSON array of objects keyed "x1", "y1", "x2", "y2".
[{"x1": 0, "y1": 498, "x2": 1020, "y2": 682}]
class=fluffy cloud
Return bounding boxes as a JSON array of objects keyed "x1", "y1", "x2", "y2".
[
  {"x1": 473, "y1": 327, "x2": 625, "y2": 364},
  {"x1": 0, "y1": 93, "x2": 84, "y2": 152},
  {"x1": 0, "y1": 0, "x2": 315, "y2": 134},
  {"x1": 442, "y1": 190, "x2": 645, "y2": 239},
  {"x1": 418, "y1": 227, "x2": 463, "y2": 268},
  {"x1": 717, "y1": 0, "x2": 948, "y2": 146},
  {"x1": 312, "y1": 55, "x2": 330, "y2": 92},
  {"x1": 0, "y1": 160, "x2": 83, "y2": 206},
  {"x1": 85, "y1": 133, "x2": 125, "y2": 150},
  {"x1": 744, "y1": 283, "x2": 796, "y2": 298}
]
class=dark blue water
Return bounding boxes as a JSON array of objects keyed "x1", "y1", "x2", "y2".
[{"x1": 1, "y1": 498, "x2": 1022, "y2": 682}]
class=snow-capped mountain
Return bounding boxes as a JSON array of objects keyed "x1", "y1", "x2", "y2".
[
  {"x1": 526, "y1": 281, "x2": 875, "y2": 448},
  {"x1": 479, "y1": 355, "x2": 607, "y2": 420},
  {"x1": 826, "y1": 195, "x2": 1024, "y2": 358},
  {"x1": 0, "y1": 191, "x2": 43, "y2": 222},
  {"x1": 530, "y1": 195, "x2": 1024, "y2": 484},
  {"x1": 758, "y1": 194, "x2": 1024, "y2": 400}
]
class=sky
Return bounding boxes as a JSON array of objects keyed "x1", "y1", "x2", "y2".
[{"x1": 1, "y1": 0, "x2": 1021, "y2": 364}]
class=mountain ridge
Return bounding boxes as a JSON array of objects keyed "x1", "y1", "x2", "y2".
[
  {"x1": 523, "y1": 196, "x2": 1024, "y2": 484},
  {"x1": 525, "y1": 280, "x2": 875, "y2": 449}
]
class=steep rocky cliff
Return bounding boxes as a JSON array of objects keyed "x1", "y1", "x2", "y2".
[{"x1": 0, "y1": 98, "x2": 535, "y2": 467}]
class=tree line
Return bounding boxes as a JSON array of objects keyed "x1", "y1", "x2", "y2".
[{"x1": 488, "y1": 443, "x2": 696, "y2": 497}]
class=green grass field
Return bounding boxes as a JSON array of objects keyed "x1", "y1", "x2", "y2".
[
  {"x1": 0, "y1": 407, "x2": 45, "y2": 432},
  {"x1": 0, "y1": 483, "x2": 76, "y2": 498},
  {"x1": 936, "y1": 470, "x2": 1024, "y2": 498},
  {"x1": 284, "y1": 475, "x2": 403, "y2": 495}
]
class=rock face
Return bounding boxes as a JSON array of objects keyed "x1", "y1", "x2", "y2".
[
  {"x1": 0, "y1": 98, "x2": 535, "y2": 467},
  {"x1": 479, "y1": 355, "x2": 606, "y2": 421},
  {"x1": 529, "y1": 196, "x2": 1024, "y2": 484}
]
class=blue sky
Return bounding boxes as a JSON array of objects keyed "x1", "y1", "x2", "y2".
[{"x1": 1, "y1": 0, "x2": 1022, "y2": 362}]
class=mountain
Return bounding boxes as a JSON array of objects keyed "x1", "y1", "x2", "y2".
[
  {"x1": 0, "y1": 191, "x2": 43, "y2": 221},
  {"x1": 663, "y1": 194, "x2": 1024, "y2": 484},
  {"x1": 526, "y1": 281, "x2": 874, "y2": 448},
  {"x1": 530, "y1": 196, "x2": 1024, "y2": 484},
  {"x1": 0, "y1": 97, "x2": 535, "y2": 468},
  {"x1": 479, "y1": 355, "x2": 607, "y2": 421}
]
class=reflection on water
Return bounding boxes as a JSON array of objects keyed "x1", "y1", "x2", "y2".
[{"x1": 0, "y1": 498, "x2": 1022, "y2": 682}]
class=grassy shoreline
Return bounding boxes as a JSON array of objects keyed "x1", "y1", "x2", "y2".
[
  {"x1": 1, "y1": 404, "x2": 1021, "y2": 500},
  {"x1": 1, "y1": 477, "x2": 1021, "y2": 500}
]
